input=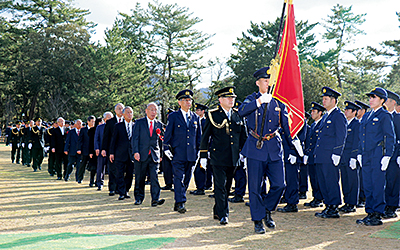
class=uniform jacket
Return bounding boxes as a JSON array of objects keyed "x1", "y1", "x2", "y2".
[
  {"x1": 339, "y1": 118, "x2": 360, "y2": 165},
  {"x1": 305, "y1": 120, "x2": 321, "y2": 165},
  {"x1": 78, "y1": 126, "x2": 90, "y2": 156},
  {"x1": 21, "y1": 126, "x2": 32, "y2": 144},
  {"x1": 390, "y1": 112, "x2": 400, "y2": 162},
  {"x1": 163, "y1": 109, "x2": 201, "y2": 162},
  {"x1": 31, "y1": 126, "x2": 46, "y2": 148},
  {"x1": 64, "y1": 129, "x2": 80, "y2": 156},
  {"x1": 238, "y1": 93, "x2": 291, "y2": 162},
  {"x1": 10, "y1": 128, "x2": 22, "y2": 145},
  {"x1": 281, "y1": 120, "x2": 306, "y2": 164},
  {"x1": 109, "y1": 121, "x2": 134, "y2": 162},
  {"x1": 199, "y1": 105, "x2": 247, "y2": 167},
  {"x1": 132, "y1": 117, "x2": 163, "y2": 163},
  {"x1": 359, "y1": 107, "x2": 395, "y2": 158},
  {"x1": 314, "y1": 107, "x2": 347, "y2": 164}
]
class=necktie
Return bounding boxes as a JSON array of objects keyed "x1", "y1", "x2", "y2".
[
  {"x1": 77, "y1": 130, "x2": 80, "y2": 136},
  {"x1": 227, "y1": 111, "x2": 231, "y2": 120},
  {"x1": 127, "y1": 124, "x2": 131, "y2": 139},
  {"x1": 186, "y1": 113, "x2": 190, "y2": 127},
  {"x1": 367, "y1": 111, "x2": 374, "y2": 120},
  {"x1": 149, "y1": 121, "x2": 153, "y2": 137}
]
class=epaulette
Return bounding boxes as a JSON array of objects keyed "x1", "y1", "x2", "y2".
[
  {"x1": 209, "y1": 107, "x2": 219, "y2": 113},
  {"x1": 47, "y1": 129, "x2": 52, "y2": 136}
]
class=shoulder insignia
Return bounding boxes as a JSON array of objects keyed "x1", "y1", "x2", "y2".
[{"x1": 209, "y1": 107, "x2": 219, "y2": 112}]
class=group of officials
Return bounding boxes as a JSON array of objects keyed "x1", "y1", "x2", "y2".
[{"x1": 5, "y1": 66, "x2": 400, "y2": 234}]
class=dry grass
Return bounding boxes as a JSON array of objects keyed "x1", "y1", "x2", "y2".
[{"x1": 0, "y1": 145, "x2": 399, "y2": 249}]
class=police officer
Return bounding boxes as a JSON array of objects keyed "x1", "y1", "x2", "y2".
[
  {"x1": 199, "y1": 87, "x2": 247, "y2": 225},
  {"x1": 382, "y1": 90, "x2": 400, "y2": 218},
  {"x1": 298, "y1": 112, "x2": 311, "y2": 200},
  {"x1": 357, "y1": 87, "x2": 395, "y2": 226},
  {"x1": 10, "y1": 121, "x2": 22, "y2": 164},
  {"x1": 314, "y1": 87, "x2": 347, "y2": 219},
  {"x1": 190, "y1": 103, "x2": 209, "y2": 195},
  {"x1": 238, "y1": 67, "x2": 303, "y2": 233},
  {"x1": 161, "y1": 108, "x2": 175, "y2": 191},
  {"x1": 30, "y1": 118, "x2": 46, "y2": 172},
  {"x1": 304, "y1": 102, "x2": 325, "y2": 208},
  {"x1": 338, "y1": 101, "x2": 361, "y2": 213},
  {"x1": 163, "y1": 89, "x2": 201, "y2": 213}
]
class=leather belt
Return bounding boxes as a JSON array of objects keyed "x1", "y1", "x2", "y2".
[{"x1": 250, "y1": 129, "x2": 278, "y2": 141}]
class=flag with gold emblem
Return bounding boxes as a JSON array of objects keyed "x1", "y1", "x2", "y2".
[{"x1": 271, "y1": 0, "x2": 304, "y2": 138}]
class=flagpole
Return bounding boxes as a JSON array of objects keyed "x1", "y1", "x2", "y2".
[{"x1": 256, "y1": 0, "x2": 287, "y2": 149}]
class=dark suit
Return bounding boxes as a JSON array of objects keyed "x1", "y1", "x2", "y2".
[
  {"x1": 10, "y1": 127, "x2": 22, "y2": 163},
  {"x1": 64, "y1": 128, "x2": 80, "y2": 181},
  {"x1": 21, "y1": 126, "x2": 32, "y2": 166},
  {"x1": 77, "y1": 126, "x2": 90, "y2": 182},
  {"x1": 30, "y1": 126, "x2": 46, "y2": 170},
  {"x1": 200, "y1": 105, "x2": 247, "y2": 219},
  {"x1": 110, "y1": 121, "x2": 134, "y2": 196},
  {"x1": 95, "y1": 124, "x2": 106, "y2": 187},
  {"x1": 51, "y1": 127, "x2": 69, "y2": 179},
  {"x1": 132, "y1": 117, "x2": 163, "y2": 202},
  {"x1": 164, "y1": 109, "x2": 201, "y2": 204},
  {"x1": 102, "y1": 116, "x2": 123, "y2": 192},
  {"x1": 46, "y1": 127, "x2": 56, "y2": 175}
]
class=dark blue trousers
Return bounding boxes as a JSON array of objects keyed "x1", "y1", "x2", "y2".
[
  {"x1": 339, "y1": 163, "x2": 359, "y2": 205},
  {"x1": 193, "y1": 161, "x2": 206, "y2": 190},
  {"x1": 299, "y1": 163, "x2": 308, "y2": 193},
  {"x1": 134, "y1": 157, "x2": 160, "y2": 202},
  {"x1": 66, "y1": 154, "x2": 80, "y2": 181},
  {"x1": 172, "y1": 160, "x2": 195, "y2": 203},
  {"x1": 284, "y1": 162, "x2": 300, "y2": 205},
  {"x1": 205, "y1": 162, "x2": 213, "y2": 189},
  {"x1": 247, "y1": 157, "x2": 285, "y2": 221},
  {"x1": 385, "y1": 159, "x2": 400, "y2": 207},
  {"x1": 234, "y1": 163, "x2": 247, "y2": 197},
  {"x1": 96, "y1": 155, "x2": 106, "y2": 187},
  {"x1": 115, "y1": 159, "x2": 134, "y2": 196},
  {"x1": 315, "y1": 162, "x2": 341, "y2": 205},
  {"x1": 162, "y1": 155, "x2": 173, "y2": 186},
  {"x1": 309, "y1": 163, "x2": 323, "y2": 201}
]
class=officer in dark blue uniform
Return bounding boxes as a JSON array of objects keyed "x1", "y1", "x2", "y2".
[
  {"x1": 238, "y1": 67, "x2": 303, "y2": 234},
  {"x1": 304, "y1": 102, "x2": 325, "y2": 208},
  {"x1": 314, "y1": 87, "x2": 347, "y2": 219},
  {"x1": 338, "y1": 101, "x2": 361, "y2": 213},
  {"x1": 161, "y1": 108, "x2": 175, "y2": 191},
  {"x1": 163, "y1": 89, "x2": 201, "y2": 213},
  {"x1": 382, "y1": 90, "x2": 400, "y2": 218},
  {"x1": 298, "y1": 112, "x2": 310, "y2": 200},
  {"x1": 357, "y1": 87, "x2": 395, "y2": 226},
  {"x1": 190, "y1": 103, "x2": 209, "y2": 195}
]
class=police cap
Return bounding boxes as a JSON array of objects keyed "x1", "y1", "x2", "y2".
[
  {"x1": 344, "y1": 101, "x2": 361, "y2": 110},
  {"x1": 195, "y1": 103, "x2": 208, "y2": 110},
  {"x1": 176, "y1": 89, "x2": 193, "y2": 100},
  {"x1": 215, "y1": 86, "x2": 237, "y2": 98},
  {"x1": 310, "y1": 102, "x2": 325, "y2": 112},
  {"x1": 321, "y1": 87, "x2": 341, "y2": 99},
  {"x1": 366, "y1": 87, "x2": 387, "y2": 101},
  {"x1": 355, "y1": 100, "x2": 370, "y2": 110},
  {"x1": 386, "y1": 90, "x2": 400, "y2": 104}
]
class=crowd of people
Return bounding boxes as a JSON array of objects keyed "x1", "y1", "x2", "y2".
[{"x1": 3, "y1": 66, "x2": 400, "y2": 234}]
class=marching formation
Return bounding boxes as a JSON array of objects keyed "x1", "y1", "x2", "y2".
[{"x1": 3, "y1": 67, "x2": 400, "y2": 234}]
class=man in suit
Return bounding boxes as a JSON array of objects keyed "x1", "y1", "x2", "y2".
[
  {"x1": 110, "y1": 106, "x2": 134, "y2": 200},
  {"x1": 338, "y1": 101, "x2": 361, "y2": 213},
  {"x1": 101, "y1": 103, "x2": 125, "y2": 196},
  {"x1": 21, "y1": 120, "x2": 33, "y2": 167},
  {"x1": 314, "y1": 87, "x2": 347, "y2": 219},
  {"x1": 10, "y1": 121, "x2": 22, "y2": 164},
  {"x1": 199, "y1": 87, "x2": 247, "y2": 225},
  {"x1": 95, "y1": 112, "x2": 113, "y2": 190},
  {"x1": 304, "y1": 102, "x2": 325, "y2": 208},
  {"x1": 51, "y1": 117, "x2": 69, "y2": 180},
  {"x1": 132, "y1": 103, "x2": 165, "y2": 206},
  {"x1": 190, "y1": 103, "x2": 209, "y2": 196},
  {"x1": 64, "y1": 120, "x2": 82, "y2": 181},
  {"x1": 77, "y1": 115, "x2": 95, "y2": 184},
  {"x1": 238, "y1": 67, "x2": 303, "y2": 233},
  {"x1": 30, "y1": 118, "x2": 46, "y2": 172},
  {"x1": 163, "y1": 89, "x2": 201, "y2": 213},
  {"x1": 382, "y1": 90, "x2": 400, "y2": 219},
  {"x1": 46, "y1": 121, "x2": 57, "y2": 176}
]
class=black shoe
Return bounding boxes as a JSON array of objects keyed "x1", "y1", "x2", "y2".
[
  {"x1": 89, "y1": 183, "x2": 95, "y2": 187},
  {"x1": 161, "y1": 185, "x2": 173, "y2": 190},
  {"x1": 254, "y1": 221, "x2": 265, "y2": 234},
  {"x1": 97, "y1": 187, "x2": 102, "y2": 191},
  {"x1": 356, "y1": 201, "x2": 366, "y2": 208},
  {"x1": 220, "y1": 217, "x2": 228, "y2": 225},
  {"x1": 190, "y1": 189, "x2": 205, "y2": 195},
  {"x1": 38, "y1": 166, "x2": 41, "y2": 170},
  {"x1": 277, "y1": 204, "x2": 298, "y2": 213},
  {"x1": 175, "y1": 203, "x2": 186, "y2": 213},
  {"x1": 208, "y1": 194, "x2": 215, "y2": 198},
  {"x1": 356, "y1": 213, "x2": 373, "y2": 225},
  {"x1": 205, "y1": 186, "x2": 212, "y2": 190},
  {"x1": 245, "y1": 202, "x2": 250, "y2": 207},
  {"x1": 125, "y1": 193, "x2": 131, "y2": 199},
  {"x1": 33, "y1": 169, "x2": 37, "y2": 172},
  {"x1": 57, "y1": 177, "x2": 62, "y2": 180},
  {"x1": 228, "y1": 196, "x2": 244, "y2": 203},
  {"x1": 145, "y1": 180, "x2": 151, "y2": 185},
  {"x1": 134, "y1": 200, "x2": 143, "y2": 205},
  {"x1": 305, "y1": 199, "x2": 323, "y2": 207},
  {"x1": 77, "y1": 180, "x2": 82, "y2": 184},
  {"x1": 50, "y1": 174, "x2": 54, "y2": 177},
  {"x1": 316, "y1": 205, "x2": 340, "y2": 218},
  {"x1": 315, "y1": 205, "x2": 330, "y2": 217},
  {"x1": 279, "y1": 197, "x2": 287, "y2": 204},
  {"x1": 339, "y1": 204, "x2": 356, "y2": 213},
  {"x1": 118, "y1": 195, "x2": 125, "y2": 200},
  {"x1": 152, "y1": 199, "x2": 165, "y2": 207},
  {"x1": 365, "y1": 212, "x2": 383, "y2": 226},
  {"x1": 213, "y1": 214, "x2": 220, "y2": 220},
  {"x1": 299, "y1": 192, "x2": 307, "y2": 199},
  {"x1": 382, "y1": 206, "x2": 398, "y2": 219},
  {"x1": 264, "y1": 210, "x2": 276, "y2": 228},
  {"x1": 109, "y1": 191, "x2": 115, "y2": 196}
]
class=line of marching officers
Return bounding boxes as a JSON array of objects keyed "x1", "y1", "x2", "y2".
[{"x1": 7, "y1": 67, "x2": 400, "y2": 234}]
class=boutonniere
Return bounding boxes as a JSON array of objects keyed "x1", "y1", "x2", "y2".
[{"x1": 156, "y1": 128, "x2": 163, "y2": 141}]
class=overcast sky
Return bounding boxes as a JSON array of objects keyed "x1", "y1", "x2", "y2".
[{"x1": 72, "y1": 0, "x2": 399, "y2": 88}]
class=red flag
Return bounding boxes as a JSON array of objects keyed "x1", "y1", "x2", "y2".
[{"x1": 271, "y1": 0, "x2": 304, "y2": 138}]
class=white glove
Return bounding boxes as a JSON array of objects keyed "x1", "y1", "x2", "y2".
[
  {"x1": 357, "y1": 155, "x2": 362, "y2": 167},
  {"x1": 207, "y1": 152, "x2": 211, "y2": 159},
  {"x1": 9, "y1": 143, "x2": 12, "y2": 147},
  {"x1": 397, "y1": 156, "x2": 400, "y2": 167},
  {"x1": 164, "y1": 150, "x2": 173, "y2": 160},
  {"x1": 45, "y1": 146, "x2": 50, "y2": 151},
  {"x1": 243, "y1": 158, "x2": 247, "y2": 170},
  {"x1": 200, "y1": 158, "x2": 207, "y2": 170},
  {"x1": 259, "y1": 93, "x2": 272, "y2": 104},
  {"x1": 21, "y1": 143, "x2": 25, "y2": 148},
  {"x1": 239, "y1": 154, "x2": 245, "y2": 162},
  {"x1": 28, "y1": 143, "x2": 32, "y2": 149},
  {"x1": 331, "y1": 154, "x2": 340, "y2": 166},
  {"x1": 17, "y1": 143, "x2": 20, "y2": 148},
  {"x1": 288, "y1": 154, "x2": 297, "y2": 164},
  {"x1": 292, "y1": 139, "x2": 304, "y2": 157},
  {"x1": 303, "y1": 155, "x2": 309, "y2": 165},
  {"x1": 381, "y1": 156, "x2": 390, "y2": 171},
  {"x1": 349, "y1": 158, "x2": 357, "y2": 170}
]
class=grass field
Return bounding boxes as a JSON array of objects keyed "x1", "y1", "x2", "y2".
[{"x1": 0, "y1": 144, "x2": 399, "y2": 249}]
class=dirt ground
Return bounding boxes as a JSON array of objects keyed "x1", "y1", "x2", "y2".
[{"x1": 0, "y1": 144, "x2": 399, "y2": 249}]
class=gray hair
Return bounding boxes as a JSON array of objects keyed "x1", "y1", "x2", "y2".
[
  {"x1": 122, "y1": 106, "x2": 133, "y2": 114},
  {"x1": 103, "y1": 112, "x2": 113, "y2": 119},
  {"x1": 147, "y1": 102, "x2": 158, "y2": 110},
  {"x1": 114, "y1": 103, "x2": 125, "y2": 110},
  {"x1": 57, "y1": 117, "x2": 65, "y2": 123}
]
